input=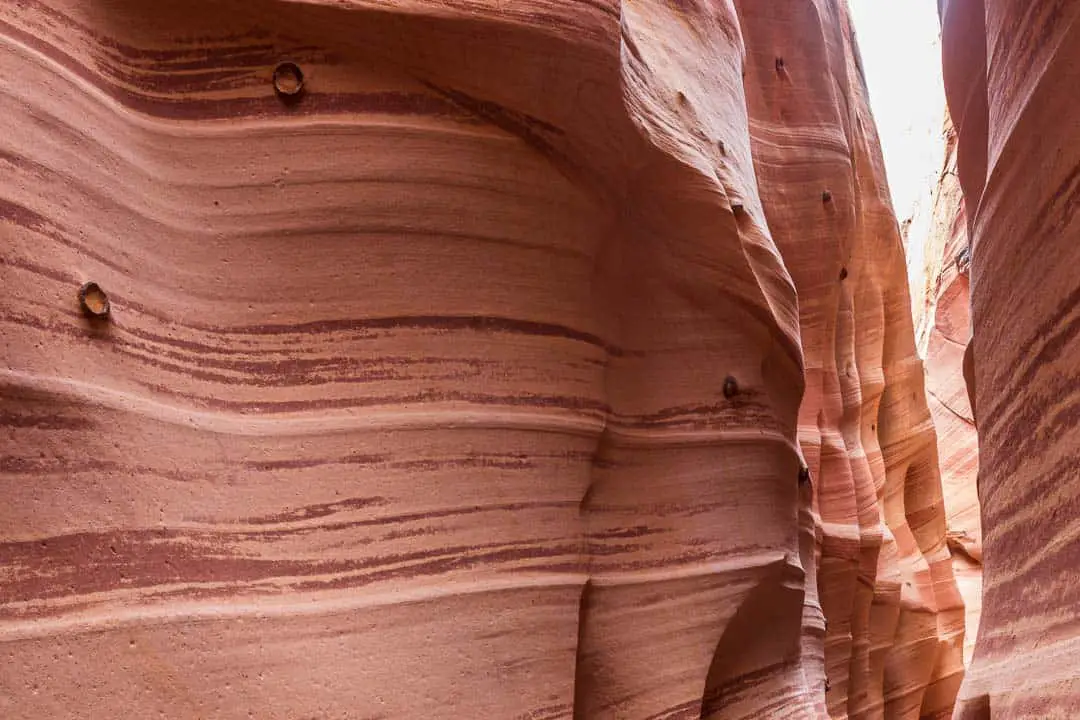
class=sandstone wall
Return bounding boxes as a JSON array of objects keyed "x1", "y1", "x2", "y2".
[
  {"x1": 913, "y1": 116, "x2": 981, "y2": 666},
  {"x1": 736, "y1": 5, "x2": 964, "y2": 716},
  {"x1": 942, "y1": 0, "x2": 1080, "y2": 716},
  {"x1": 1, "y1": 1, "x2": 960, "y2": 717}
]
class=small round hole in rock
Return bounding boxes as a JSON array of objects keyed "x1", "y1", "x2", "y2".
[
  {"x1": 839, "y1": 267, "x2": 848, "y2": 281},
  {"x1": 722, "y1": 376, "x2": 739, "y2": 399},
  {"x1": 273, "y1": 62, "x2": 305, "y2": 99},
  {"x1": 822, "y1": 190, "x2": 832, "y2": 203},
  {"x1": 78, "y1": 282, "x2": 110, "y2": 318}
]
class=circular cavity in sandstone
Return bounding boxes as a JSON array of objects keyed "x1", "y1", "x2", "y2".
[
  {"x1": 78, "y1": 282, "x2": 109, "y2": 318},
  {"x1": 273, "y1": 62, "x2": 305, "y2": 98}
]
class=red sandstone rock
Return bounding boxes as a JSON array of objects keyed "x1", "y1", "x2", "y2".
[
  {"x1": 914, "y1": 116, "x2": 982, "y2": 666},
  {"x1": 0, "y1": 1, "x2": 961, "y2": 717},
  {"x1": 736, "y1": 5, "x2": 964, "y2": 716},
  {"x1": 942, "y1": 0, "x2": 1080, "y2": 716}
]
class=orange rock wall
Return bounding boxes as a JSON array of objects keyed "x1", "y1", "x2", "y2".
[
  {"x1": 913, "y1": 116, "x2": 982, "y2": 666},
  {"x1": 942, "y1": 0, "x2": 1080, "y2": 716},
  {"x1": 1, "y1": 1, "x2": 960, "y2": 718},
  {"x1": 737, "y1": 5, "x2": 964, "y2": 716}
]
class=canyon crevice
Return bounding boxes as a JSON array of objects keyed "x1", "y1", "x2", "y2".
[{"x1": 1, "y1": 1, "x2": 971, "y2": 718}]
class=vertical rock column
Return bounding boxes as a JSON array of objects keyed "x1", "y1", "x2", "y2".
[
  {"x1": 943, "y1": 0, "x2": 1080, "y2": 716},
  {"x1": 913, "y1": 115, "x2": 982, "y2": 667},
  {"x1": 736, "y1": 1, "x2": 964, "y2": 718}
]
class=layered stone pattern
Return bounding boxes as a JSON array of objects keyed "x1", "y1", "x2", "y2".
[
  {"x1": 913, "y1": 115, "x2": 982, "y2": 667},
  {"x1": 1, "y1": 1, "x2": 961, "y2": 717},
  {"x1": 942, "y1": 0, "x2": 1080, "y2": 716}
]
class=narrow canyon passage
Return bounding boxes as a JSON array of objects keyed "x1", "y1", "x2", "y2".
[{"x1": 0, "y1": 1, "x2": 1071, "y2": 719}]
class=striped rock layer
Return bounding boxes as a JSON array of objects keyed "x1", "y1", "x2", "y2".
[
  {"x1": 913, "y1": 115, "x2": 981, "y2": 666},
  {"x1": 942, "y1": 0, "x2": 1080, "y2": 717},
  {"x1": 1, "y1": 1, "x2": 960, "y2": 718}
]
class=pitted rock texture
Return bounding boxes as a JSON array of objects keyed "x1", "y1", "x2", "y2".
[
  {"x1": 942, "y1": 0, "x2": 1080, "y2": 717},
  {"x1": 737, "y1": 4, "x2": 964, "y2": 717},
  {"x1": 1, "y1": 1, "x2": 960, "y2": 718}
]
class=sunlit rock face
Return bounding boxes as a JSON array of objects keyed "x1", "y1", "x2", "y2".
[
  {"x1": 736, "y1": 4, "x2": 964, "y2": 717},
  {"x1": 942, "y1": 0, "x2": 1080, "y2": 717},
  {"x1": 913, "y1": 116, "x2": 982, "y2": 667},
  {"x1": 1, "y1": 1, "x2": 960, "y2": 718}
]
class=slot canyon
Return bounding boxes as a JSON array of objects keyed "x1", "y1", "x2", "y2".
[{"x1": 0, "y1": 0, "x2": 1074, "y2": 718}]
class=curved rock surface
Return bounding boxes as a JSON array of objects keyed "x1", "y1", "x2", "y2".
[
  {"x1": 942, "y1": 0, "x2": 1080, "y2": 716},
  {"x1": 1, "y1": 1, "x2": 960, "y2": 718},
  {"x1": 913, "y1": 116, "x2": 981, "y2": 666},
  {"x1": 737, "y1": 5, "x2": 964, "y2": 716}
]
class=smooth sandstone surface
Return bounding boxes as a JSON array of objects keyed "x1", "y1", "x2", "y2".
[
  {"x1": 913, "y1": 117, "x2": 981, "y2": 666},
  {"x1": 942, "y1": 0, "x2": 1080, "y2": 717},
  {"x1": 737, "y1": 5, "x2": 963, "y2": 717},
  {"x1": 1, "y1": 1, "x2": 961, "y2": 718}
]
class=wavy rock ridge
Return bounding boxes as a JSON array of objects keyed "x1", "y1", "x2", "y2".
[
  {"x1": 1, "y1": 1, "x2": 961, "y2": 718},
  {"x1": 942, "y1": 0, "x2": 1080, "y2": 716},
  {"x1": 913, "y1": 115, "x2": 982, "y2": 667}
]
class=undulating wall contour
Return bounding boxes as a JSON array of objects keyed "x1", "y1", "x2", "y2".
[
  {"x1": 942, "y1": 0, "x2": 1080, "y2": 716},
  {"x1": 1, "y1": 1, "x2": 961, "y2": 718},
  {"x1": 913, "y1": 115, "x2": 981, "y2": 666}
]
